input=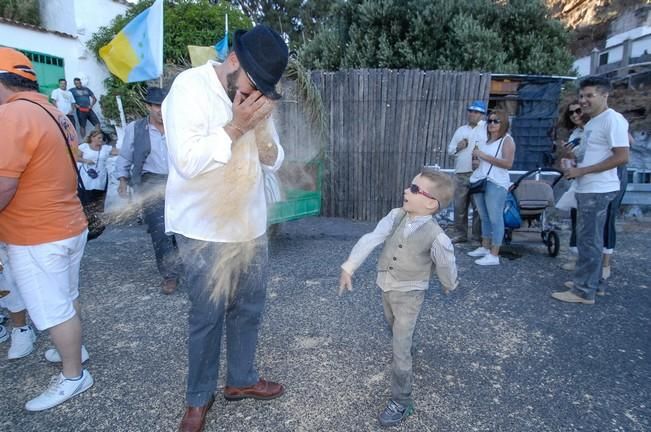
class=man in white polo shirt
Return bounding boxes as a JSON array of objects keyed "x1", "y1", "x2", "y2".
[
  {"x1": 447, "y1": 100, "x2": 487, "y2": 243},
  {"x1": 552, "y1": 76, "x2": 629, "y2": 305},
  {"x1": 163, "y1": 25, "x2": 289, "y2": 432}
]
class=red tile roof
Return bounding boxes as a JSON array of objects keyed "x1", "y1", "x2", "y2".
[{"x1": 0, "y1": 16, "x2": 77, "y2": 39}]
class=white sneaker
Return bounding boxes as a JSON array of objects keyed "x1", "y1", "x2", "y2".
[
  {"x1": 45, "y1": 345, "x2": 90, "y2": 364},
  {"x1": 8, "y1": 325, "x2": 36, "y2": 359},
  {"x1": 25, "y1": 369, "x2": 94, "y2": 411},
  {"x1": 0, "y1": 325, "x2": 8, "y2": 343},
  {"x1": 475, "y1": 254, "x2": 500, "y2": 266},
  {"x1": 468, "y1": 247, "x2": 490, "y2": 257}
]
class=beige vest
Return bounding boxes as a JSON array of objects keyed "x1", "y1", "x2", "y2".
[{"x1": 377, "y1": 209, "x2": 443, "y2": 281}]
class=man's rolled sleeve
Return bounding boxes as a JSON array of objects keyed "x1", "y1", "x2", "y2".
[{"x1": 431, "y1": 232, "x2": 459, "y2": 291}]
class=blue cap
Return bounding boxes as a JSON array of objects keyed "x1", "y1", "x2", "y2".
[{"x1": 467, "y1": 100, "x2": 487, "y2": 114}]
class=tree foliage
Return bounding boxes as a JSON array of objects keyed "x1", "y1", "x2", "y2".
[
  {"x1": 87, "y1": 0, "x2": 251, "y2": 122},
  {"x1": 0, "y1": 0, "x2": 40, "y2": 26},
  {"x1": 224, "y1": 0, "x2": 333, "y2": 49},
  {"x1": 299, "y1": 0, "x2": 574, "y2": 75}
]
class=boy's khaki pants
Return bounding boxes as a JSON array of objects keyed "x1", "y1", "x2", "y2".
[{"x1": 382, "y1": 289, "x2": 425, "y2": 407}]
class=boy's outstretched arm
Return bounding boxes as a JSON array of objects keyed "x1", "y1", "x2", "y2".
[
  {"x1": 338, "y1": 270, "x2": 353, "y2": 295},
  {"x1": 430, "y1": 232, "x2": 459, "y2": 294},
  {"x1": 337, "y1": 208, "x2": 401, "y2": 296}
]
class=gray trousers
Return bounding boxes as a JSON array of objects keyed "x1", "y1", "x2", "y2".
[
  {"x1": 453, "y1": 173, "x2": 481, "y2": 240},
  {"x1": 382, "y1": 290, "x2": 425, "y2": 406},
  {"x1": 572, "y1": 191, "x2": 617, "y2": 300},
  {"x1": 177, "y1": 235, "x2": 268, "y2": 407}
]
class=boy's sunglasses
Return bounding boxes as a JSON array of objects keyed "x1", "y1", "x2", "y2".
[
  {"x1": 569, "y1": 108, "x2": 582, "y2": 115},
  {"x1": 487, "y1": 118, "x2": 501, "y2": 124},
  {"x1": 409, "y1": 184, "x2": 440, "y2": 207}
]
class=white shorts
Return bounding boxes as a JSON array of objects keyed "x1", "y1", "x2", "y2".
[
  {"x1": 0, "y1": 243, "x2": 26, "y2": 313},
  {"x1": 6, "y1": 230, "x2": 87, "y2": 331}
]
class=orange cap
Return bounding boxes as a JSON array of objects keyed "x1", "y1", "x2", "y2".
[{"x1": 0, "y1": 47, "x2": 37, "y2": 82}]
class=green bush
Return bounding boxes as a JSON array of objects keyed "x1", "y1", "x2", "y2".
[{"x1": 0, "y1": 0, "x2": 40, "y2": 26}]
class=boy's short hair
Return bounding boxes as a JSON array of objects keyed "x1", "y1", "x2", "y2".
[{"x1": 419, "y1": 170, "x2": 454, "y2": 209}]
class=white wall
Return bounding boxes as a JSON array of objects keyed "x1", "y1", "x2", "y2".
[
  {"x1": 16, "y1": 0, "x2": 130, "y2": 122},
  {"x1": 607, "y1": 26, "x2": 651, "y2": 47},
  {"x1": 572, "y1": 56, "x2": 591, "y2": 77}
]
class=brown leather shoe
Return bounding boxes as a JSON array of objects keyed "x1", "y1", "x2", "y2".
[
  {"x1": 161, "y1": 278, "x2": 178, "y2": 295},
  {"x1": 223, "y1": 378, "x2": 285, "y2": 401},
  {"x1": 179, "y1": 396, "x2": 214, "y2": 432}
]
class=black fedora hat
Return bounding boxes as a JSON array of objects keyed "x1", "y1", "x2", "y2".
[
  {"x1": 143, "y1": 87, "x2": 167, "y2": 105},
  {"x1": 233, "y1": 25, "x2": 289, "y2": 100}
]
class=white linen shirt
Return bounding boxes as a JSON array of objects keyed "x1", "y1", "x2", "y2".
[
  {"x1": 162, "y1": 61, "x2": 284, "y2": 242},
  {"x1": 447, "y1": 120, "x2": 487, "y2": 173}
]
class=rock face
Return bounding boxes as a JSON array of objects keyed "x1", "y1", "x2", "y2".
[{"x1": 546, "y1": 0, "x2": 647, "y2": 56}]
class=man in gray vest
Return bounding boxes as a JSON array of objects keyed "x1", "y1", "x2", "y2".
[{"x1": 115, "y1": 87, "x2": 180, "y2": 294}]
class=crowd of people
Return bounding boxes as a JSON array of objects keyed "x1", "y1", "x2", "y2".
[{"x1": 0, "y1": 24, "x2": 631, "y2": 430}]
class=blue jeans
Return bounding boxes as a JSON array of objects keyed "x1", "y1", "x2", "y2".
[
  {"x1": 177, "y1": 234, "x2": 268, "y2": 407},
  {"x1": 572, "y1": 192, "x2": 617, "y2": 300},
  {"x1": 472, "y1": 181, "x2": 508, "y2": 247}
]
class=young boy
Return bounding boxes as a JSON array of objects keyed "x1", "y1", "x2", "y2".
[{"x1": 339, "y1": 170, "x2": 459, "y2": 427}]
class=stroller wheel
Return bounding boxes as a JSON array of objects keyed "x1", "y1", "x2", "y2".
[{"x1": 546, "y1": 230, "x2": 560, "y2": 257}]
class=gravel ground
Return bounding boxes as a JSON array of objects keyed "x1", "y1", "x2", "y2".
[{"x1": 1, "y1": 216, "x2": 650, "y2": 432}]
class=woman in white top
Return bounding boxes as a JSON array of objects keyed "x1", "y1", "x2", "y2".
[
  {"x1": 467, "y1": 109, "x2": 516, "y2": 265},
  {"x1": 77, "y1": 130, "x2": 115, "y2": 213},
  {"x1": 558, "y1": 100, "x2": 589, "y2": 271}
]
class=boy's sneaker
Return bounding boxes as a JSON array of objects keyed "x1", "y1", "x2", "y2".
[
  {"x1": 8, "y1": 325, "x2": 36, "y2": 359},
  {"x1": 45, "y1": 345, "x2": 90, "y2": 364},
  {"x1": 25, "y1": 369, "x2": 94, "y2": 411},
  {"x1": 475, "y1": 254, "x2": 499, "y2": 266},
  {"x1": 467, "y1": 246, "x2": 490, "y2": 257},
  {"x1": 0, "y1": 325, "x2": 8, "y2": 343},
  {"x1": 378, "y1": 399, "x2": 414, "y2": 427}
]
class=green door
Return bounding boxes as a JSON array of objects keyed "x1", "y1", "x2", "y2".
[{"x1": 17, "y1": 49, "x2": 65, "y2": 97}]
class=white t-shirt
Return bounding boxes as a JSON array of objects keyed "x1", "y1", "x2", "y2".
[
  {"x1": 50, "y1": 88, "x2": 75, "y2": 115},
  {"x1": 162, "y1": 61, "x2": 284, "y2": 243},
  {"x1": 575, "y1": 109, "x2": 629, "y2": 194},
  {"x1": 447, "y1": 120, "x2": 487, "y2": 173},
  {"x1": 77, "y1": 143, "x2": 112, "y2": 191}
]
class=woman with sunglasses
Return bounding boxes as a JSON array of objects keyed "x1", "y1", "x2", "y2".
[
  {"x1": 77, "y1": 130, "x2": 114, "y2": 214},
  {"x1": 557, "y1": 100, "x2": 590, "y2": 271},
  {"x1": 467, "y1": 109, "x2": 516, "y2": 265}
]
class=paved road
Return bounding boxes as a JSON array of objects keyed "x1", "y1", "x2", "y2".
[{"x1": 1, "y1": 216, "x2": 650, "y2": 431}]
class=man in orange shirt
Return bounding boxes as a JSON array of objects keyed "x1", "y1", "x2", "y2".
[{"x1": 0, "y1": 48, "x2": 93, "y2": 411}]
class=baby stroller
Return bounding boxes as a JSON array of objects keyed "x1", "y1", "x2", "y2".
[{"x1": 503, "y1": 168, "x2": 564, "y2": 257}]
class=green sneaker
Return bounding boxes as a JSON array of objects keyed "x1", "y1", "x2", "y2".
[{"x1": 378, "y1": 399, "x2": 414, "y2": 427}]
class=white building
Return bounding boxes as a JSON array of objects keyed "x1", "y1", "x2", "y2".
[
  {"x1": 0, "y1": 0, "x2": 130, "y2": 120},
  {"x1": 573, "y1": 5, "x2": 651, "y2": 78}
]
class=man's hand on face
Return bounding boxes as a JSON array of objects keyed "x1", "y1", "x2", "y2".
[{"x1": 231, "y1": 91, "x2": 274, "y2": 134}]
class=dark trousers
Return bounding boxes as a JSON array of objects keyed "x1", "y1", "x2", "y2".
[
  {"x1": 139, "y1": 174, "x2": 180, "y2": 281},
  {"x1": 177, "y1": 235, "x2": 268, "y2": 407}
]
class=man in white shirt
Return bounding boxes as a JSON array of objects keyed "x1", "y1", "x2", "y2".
[
  {"x1": 163, "y1": 25, "x2": 288, "y2": 432},
  {"x1": 446, "y1": 100, "x2": 487, "y2": 243},
  {"x1": 50, "y1": 78, "x2": 75, "y2": 126},
  {"x1": 553, "y1": 76, "x2": 629, "y2": 305}
]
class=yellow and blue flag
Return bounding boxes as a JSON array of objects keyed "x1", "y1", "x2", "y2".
[{"x1": 99, "y1": 0, "x2": 163, "y2": 83}]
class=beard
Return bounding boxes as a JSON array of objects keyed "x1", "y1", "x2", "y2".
[{"x1": 226, "y1": 68, "x2": 241, "y2": 102}]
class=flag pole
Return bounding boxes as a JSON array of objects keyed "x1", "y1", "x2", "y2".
[{"x1": 159, "y1": 0, "x2": 164, "y2": 88}]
